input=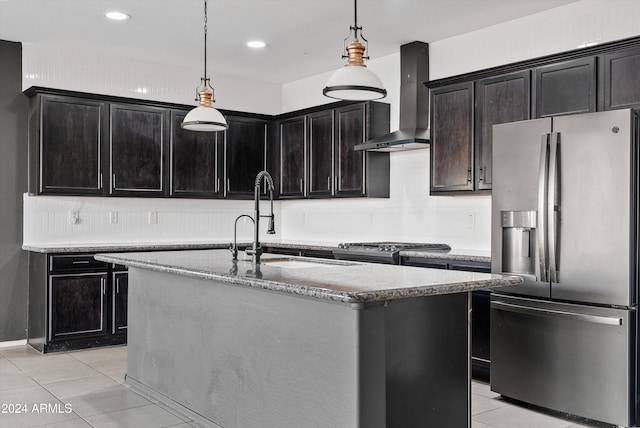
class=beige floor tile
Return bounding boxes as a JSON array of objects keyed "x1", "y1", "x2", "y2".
[
  {"x1": 25, "y1": 363, "x2": 101, "y2": 385},
  {"x1": 42, "y1": 374, "x2": 121, "y2": 400},
  {"x1": 65, "y1": 385, "x2": 151, "y2": 418},
  {"x1": 0, "y1": 384, "x2": 58, "y2": 405},
  {"x1": 87, "y1": 357, "x2": 127, "y2": 375},
  {"x1": 472, "y1": 393, "x2": 508, "y2": 416},
  {"x1": 69, "y1": 346, "x2": 127, "y2": 364},
  {"x1": 10, "y1": 353, "x2": 81, "y2": 373},
  {"x1": 474, "y1": 403, "x2": 575, "y2": 428},
  {"x1": 0, "y1": 372, "x2": 39, "y2": 391},
  {"x1": 83, "y1": 403, "x2": 186, "y2": 428}
]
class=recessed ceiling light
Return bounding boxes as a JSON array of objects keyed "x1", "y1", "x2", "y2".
[
  {"x1": 247, "y1": 40, "x2": 266, "y2": 49},
  {"x1": 105, "y1": 11, "x2": 130, "y2": 21}
]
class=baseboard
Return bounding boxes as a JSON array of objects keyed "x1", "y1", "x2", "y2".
[{"x1": 0, "y1": 339, "x2": 27, "y2": 348}]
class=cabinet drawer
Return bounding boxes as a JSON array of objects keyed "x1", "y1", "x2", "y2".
[{"x1": 50, "y1": 254, "x2": 108, "y2": 272}]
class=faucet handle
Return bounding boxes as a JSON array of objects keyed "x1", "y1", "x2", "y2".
[{"x1": 267, "y1": 215, "x2": 276, "y2": 234}]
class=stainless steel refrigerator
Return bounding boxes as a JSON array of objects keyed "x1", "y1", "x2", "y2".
[{"x1": 491, "y1": 108, "x2": 639, "y2": 427}]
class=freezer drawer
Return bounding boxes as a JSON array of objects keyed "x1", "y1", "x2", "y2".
[{"x1": 491, "y1": 294, "x2": 635, "y2": 427}]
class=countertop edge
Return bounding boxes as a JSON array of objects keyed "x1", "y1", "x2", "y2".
[{"x1": 95, "y1": 252, "x2": 521, "y2": 305}]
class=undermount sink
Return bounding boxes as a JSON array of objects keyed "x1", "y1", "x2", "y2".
[{"x1": 260, "y1": 258, "x2": 355, "y2": 269}]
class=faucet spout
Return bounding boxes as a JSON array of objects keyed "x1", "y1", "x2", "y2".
[{"x1": 244, "y1": 170, "x2": 276, "y2": 264}]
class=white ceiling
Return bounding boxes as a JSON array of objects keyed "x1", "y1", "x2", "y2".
[{"x1": 0, "y1": 0, "x2": 577, "y2": 84}]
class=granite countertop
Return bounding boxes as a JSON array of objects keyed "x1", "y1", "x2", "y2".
[
  {"x1": 95, "y1": 249, "x2": 520, "y2": 305},
  {"x1": 22, "y1": 240, "x2": 490, "y2": 263}
]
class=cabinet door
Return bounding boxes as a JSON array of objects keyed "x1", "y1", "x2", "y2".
[
  {"x1": 170, "y1": 110, "x2": 222, "y2": 197},
  {"x1": 604, "y1": 47, "x2": 640, "y2": 110},
  {"x1": 335, "y1": 104, "x2": 365, "y2": 196},
  {"x1": 112, "y1": 271, "x2": 128, "y2": 336},
  {"x1": 534, "y1": 57, "x2": 596, "y2": 117},
  {"x1": 278, "y1": 116, "x2": 306, "y2": 197},
  {"x1": 49, "y1": 273, "x2": 107, "y2": 341},
  {"x1": 307, "y1": 110, "x2": 334, "y2": 197},
  {"x1": 475, "y1": 71, "x2": 531, "y2": 190},
  {"x1": 430, "y1": 82, "x2": 474, "y2": 193},
  {"x1": 225, "y1": 116, "x2": 268, "y2": 197},
  {"x1": 110, "y1": 104, "x2": 165, "y2": 195},
  {"x1": 40, "y1": 96, "x2": 106, "y2": 195}
]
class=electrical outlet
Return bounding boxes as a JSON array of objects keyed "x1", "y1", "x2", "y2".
[
  {"x1": 466, "y1": 213, "x2": 476, "y2": 229},
  {"x1": 148, "y1": 211, "x2": 158, "y2": 224},
  {"x1": 68, "y1": 211, "x2": 79, "y2": 225},
  {"x1": 110, "y1": 211, "x2": 118, "y2": 224}
]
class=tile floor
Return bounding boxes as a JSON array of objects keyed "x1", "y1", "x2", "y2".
[{"x1": 0, "y1": 345, "x2": 606, "y2": 428}]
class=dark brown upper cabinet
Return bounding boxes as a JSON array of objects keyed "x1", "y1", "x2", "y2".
[
  {"x1": 224, "y1": 116, "x2": 268, "y2": 198},
  {"x1": 534, "y1": 57, "x2": 596, "y2": 118},
  {"x1": 604, "y1": 46, "x2": 640, "y2": 110},
  {"x1": 278, "y1": 116, "x2": 306, "y2": 197},
  {"x1": 170, "y1": 110, "x2": 223, "y2": 198},
  {"x1": 307, "y1": 110, "x2": 334, "y2": 197},
  {"x1": 110, "y1": 104, "x2": 166, "y2": 196},
  {"x1": 34, "y1": 95, "x2": 107, "y2": 195},
  {"x1": 335, "y1": 103, "x2": 367, "y2": 197},
  {"x1": 430, "y1": 82, "x2": 474, "y2": 194},
  {"x1": 475, "y1": 71, "x2": 531, "y2": 190}
]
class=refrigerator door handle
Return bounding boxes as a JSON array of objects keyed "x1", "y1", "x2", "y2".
[
  {"x1": 491, "y1": 301, "x2": 623, "y2": 326},
  {"x1": 537, "y1": 133, "x2": 549, "y2": 282},
  {"x1": 548, "y1": 132, "x2": 559, "y2": 283}
]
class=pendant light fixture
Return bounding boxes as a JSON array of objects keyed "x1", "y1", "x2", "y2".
[
  {"x1": 323, "y1": 0, "x2": 387, "y2": 101},
  {"x1": 182, "y1": 0, "x2": 228, "y2": 132}
]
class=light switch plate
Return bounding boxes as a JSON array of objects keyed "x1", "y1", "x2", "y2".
[{"x1": 148, "y1": 211, "x2": 158, "y2": 224}]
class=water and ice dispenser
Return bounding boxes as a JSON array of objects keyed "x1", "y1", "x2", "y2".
[{"x1": 500, "y1": 211, "x2": 536, "y2": 276}]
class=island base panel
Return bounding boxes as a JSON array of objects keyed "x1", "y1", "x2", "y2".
[{"x1": 126, "y1": 268, "x2": 470, "y2": 428}]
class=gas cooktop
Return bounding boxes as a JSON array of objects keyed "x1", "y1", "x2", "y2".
[{"x1": 333, "y1": 242, "x2": 451, "y2": 264}]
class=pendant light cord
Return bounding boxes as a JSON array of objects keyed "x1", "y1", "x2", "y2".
[{"x1": 203, "y1": 0, "x2": 208, "y2": 85}]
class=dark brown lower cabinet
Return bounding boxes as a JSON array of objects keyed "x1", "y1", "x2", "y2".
[
  {"x1": 28, "y1": 252, "x2": 127, "y2": 353},
  {"x1": 401, "y1": 256, "x2": 492, "y2": 380},
  {"x1": 112, "y1": 270, "x2": 128, "y2": 336},
  {"x1": 50, "y1": 273, "x2": 108, "y2": 341}
]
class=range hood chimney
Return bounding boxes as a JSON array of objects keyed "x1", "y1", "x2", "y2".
[{"x1": 355, "y1": 41, "x2": 430, "y2": 152}]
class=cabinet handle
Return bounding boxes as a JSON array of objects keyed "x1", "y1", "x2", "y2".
[
  {"x1": 216, "y1": 178, "x2": 220, "y2": 193},
  {"x1": 72, "y1": 260, "x2": 90, "y2": 265},
  {"x1": 116, "y1": 281, "x2": 120, "y2": 294},
  {"x1": 327, "y1": 176, "x2": 331, "y2": 191},
  {"x1": 479, "y1": 167, "x2": 484, "y2": 183},
  {"x1": 101, "y1": 278, "x2": 106, "y2": 295},
  {"x1": 467, "y1": 168, "x2": 472, "y2": 183},
  {"x1": 227, "y1": 178, "x2": 230, "y2": 193},
  {"x1": 112, "y1": 174, "x2": 117, "y2": 189},
  {"x1": 99, "y1": 173, "x2": 103, "y2": 190},
  {"x1": 300, "y1": 178, "x2": 303, "y2": 193}
]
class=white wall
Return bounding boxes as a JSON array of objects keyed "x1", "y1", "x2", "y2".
[
  {"x1": 22, "y1": 43, "x2": 282, "y2": 115},
  {"x1": 22, "y1": 0, "x2": 640, "y2": 251}
]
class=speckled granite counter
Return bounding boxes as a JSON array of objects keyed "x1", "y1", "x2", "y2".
[
  {"x1": 95, "y1": 249, "x2": 518, "y2": 305},
  {"x1": 22, "y1": 241, "x2": 236, "y2": 253},
  {"x1": 24, "y1": 240, "x2": 491, "y2": 264}
]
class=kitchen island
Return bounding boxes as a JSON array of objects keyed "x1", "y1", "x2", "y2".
[{"x1": 95, "y1": 249, "x2": 521, "y2": 428}]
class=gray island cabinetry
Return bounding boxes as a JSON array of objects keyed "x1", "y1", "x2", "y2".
[{"x1": 96, "y1": 250, "x2": 520, "y2": 428}]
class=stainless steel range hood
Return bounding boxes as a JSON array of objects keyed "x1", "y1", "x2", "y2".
[{"x1": 355, "y1": 41, "x2": 430, "y2": 152}]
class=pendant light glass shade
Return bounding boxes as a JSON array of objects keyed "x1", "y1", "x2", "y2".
[
  {"x1": 323, "y1": 56, "x2": 387, "y2": 101},
  {"x1": 182, "y1": 0, "x2": 228, "y2": 132},
  {"x1": 182, "y1": 89, "x2": 228, "y2": 131},
  {"x1": 323, "y1": 0, "x2": 387, "y2": 101}
]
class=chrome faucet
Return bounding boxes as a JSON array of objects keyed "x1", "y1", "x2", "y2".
[{"x1": 230, "y1": 170, "x2": 275, "y2": 264}]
